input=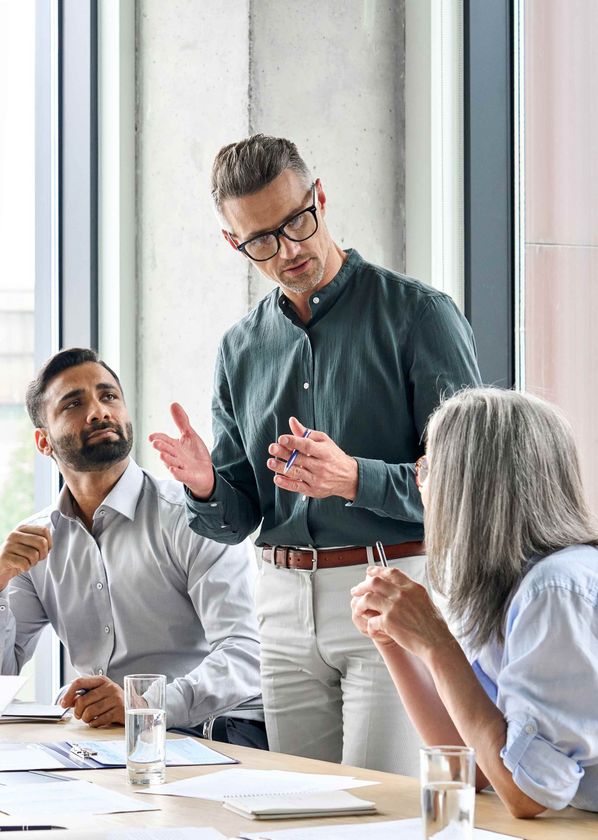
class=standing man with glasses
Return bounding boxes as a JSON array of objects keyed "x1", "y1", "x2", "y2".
[{"x1": 150, "y1": 134, "x2": 481, "y2": 774}]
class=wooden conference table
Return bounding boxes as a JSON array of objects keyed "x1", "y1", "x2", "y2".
[{"x1": 1, "y1": 718, "x2": 597, "y2": 838}]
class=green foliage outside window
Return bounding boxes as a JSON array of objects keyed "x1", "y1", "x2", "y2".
[{"x1": 0, "y1": 412, "x2": 35, "y2": 543}]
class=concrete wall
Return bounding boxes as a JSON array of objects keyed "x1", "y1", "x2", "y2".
[{"x1": 137, "y1": 1, "x2": 405, "y2": 472}]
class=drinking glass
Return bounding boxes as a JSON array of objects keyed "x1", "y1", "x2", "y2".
[
  {"x1": 124, "y1": 673, "x2": 166, "y2": 785},
  {"x1": 420, "y1": 746, "x2": 476, "y2": 839}
]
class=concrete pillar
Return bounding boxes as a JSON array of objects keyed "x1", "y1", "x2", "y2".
[
  {"x1": 248, "y1": 0, "x2": 405, "y2": 303},
  {"x1": 137, "y1": 0, "x2": 250, "y2": 469},
  {"x1": 137, "y1": 1, "x2": 405, "y2": 470}
]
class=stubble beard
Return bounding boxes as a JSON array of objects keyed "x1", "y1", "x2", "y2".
[{"x1": 276, "y1": 256, "x2": 325, "y2": 296}]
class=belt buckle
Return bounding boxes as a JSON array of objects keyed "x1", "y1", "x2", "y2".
[
  {"x1": 297, "y1": 545, "x2": 318, "y2": 573},
  {"x1": 266, "y1": 545, "x2": 318, "y2": 572},
  {"x1": 267, "y1": 545, "x2": 281, "y2": 569}
]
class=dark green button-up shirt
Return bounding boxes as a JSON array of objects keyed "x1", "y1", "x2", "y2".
[{"x1": 186, "y1": 249, "x2": 481, "y2": 548}]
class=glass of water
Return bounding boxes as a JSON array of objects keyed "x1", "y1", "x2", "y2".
[
  {"x1": 124, "y1": 673, "x2": 167, "y2": 785},
  {"x1": 420, "y1": 745, "x2": 476, "y2": 839}
]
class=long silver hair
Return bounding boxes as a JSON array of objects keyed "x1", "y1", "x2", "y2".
[{"x1": 424, "y1": 387, "x2": 598, "y2": 651}]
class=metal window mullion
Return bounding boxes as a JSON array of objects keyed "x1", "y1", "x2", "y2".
[
  {"x1": 513, "y1": 0, "x2": 526, "y2": 392},
  {"x1": 59, "y1": 0, "x2": 98, "y2": 350},
  {"x1": 34, "y1": 0, "x2": 61, "y2": 703}
]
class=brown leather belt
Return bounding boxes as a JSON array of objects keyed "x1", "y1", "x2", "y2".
[{"x1": 262, "y1": 542, "x2": 426, "y2": 571}]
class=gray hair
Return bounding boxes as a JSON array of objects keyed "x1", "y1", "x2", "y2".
[
  {"x1": 424, "y1": 387, "x2": 598, "y2": 651},
  {"x1": 211, "y1": 134, "x2": 312, "y2": 213}
]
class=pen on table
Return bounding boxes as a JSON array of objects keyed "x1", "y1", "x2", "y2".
[
  {"x1": 0, "y1": 827, "x2": 66, "y2": 833},
  {"x1": 283, "y1": 428, "x2": 311, "y2": 473},
  {"x1": 375, "y1": 540, "x2": 389, "y2": 567}
]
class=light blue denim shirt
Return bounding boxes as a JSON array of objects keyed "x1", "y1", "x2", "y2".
[{"x1": 471, "y1": 544, "x2": 598, "y2": 811}]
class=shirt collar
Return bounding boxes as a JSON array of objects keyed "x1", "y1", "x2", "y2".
[
  {"x1": 50, "y1": 459, "x2": 144, "y2": 526},
  {"x1": 277, "y1": 248, "x2": 362, "y2": 325}
]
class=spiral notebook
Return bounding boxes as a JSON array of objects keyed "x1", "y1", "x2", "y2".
[{"x1": 223, "y1": 789, "x2": 377, "y2": 820}]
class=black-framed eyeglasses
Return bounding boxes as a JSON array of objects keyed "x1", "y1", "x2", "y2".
[{"x1": 235, "y1": 184, "x2": 318, "y2": 262}]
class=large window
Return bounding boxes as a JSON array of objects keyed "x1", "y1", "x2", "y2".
[
  {"x1": 0, "y1": 0, "x2": 45, "y2": 701},
  {"x1": 517, "y1": 0, "x2": 598, "y2": 511},
  {"x1": 0, "y1": 2, "x2": 36, "y2": 543}
]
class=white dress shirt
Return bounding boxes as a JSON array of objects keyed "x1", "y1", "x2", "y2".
[
  {"x1": 0, "y1": 459, "x2": 261, "y2": 729},
  {"x1": 471, "y1": 544, "x2": 598, "y2": 811}
]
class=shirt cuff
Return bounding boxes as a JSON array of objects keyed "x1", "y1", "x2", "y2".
[
  {"x1": 348, "y1": 458, "x2": 387, "y2": 510},
  {"x1": 164, "y1": 682, "x2": 191, "y2": 730},
  {"x1": 501, "y1": 715, "x2": 584, "y2": 810},
  {"x1": 184, "y1": 476, "x2": 234, "y2": 535}
]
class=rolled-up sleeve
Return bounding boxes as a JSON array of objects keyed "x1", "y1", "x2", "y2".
[{"x1": 495, "y1": 584, "x2": 598, "y2": 810}]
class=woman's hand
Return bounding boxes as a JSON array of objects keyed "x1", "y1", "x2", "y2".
[
  {"x1": 351, "y1": 566, "x2": 455, "y2": 660},
  {"x1": 350, "y1": 574, "x2": 396, "y2": 647}
]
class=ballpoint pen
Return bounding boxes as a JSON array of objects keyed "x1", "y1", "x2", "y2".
[
  {"x1": 375, "y1": 540, "x2": 389, "y2": 567},
  {"x1": 0, "y1": 828, "x2": 66, "y2": 833},
  {"x1": 283, "y1": 428, "x2": 311, "y2": 473}
]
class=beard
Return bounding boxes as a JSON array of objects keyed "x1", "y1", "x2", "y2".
[
  {"x1": 276, "y1": 255, "x2": 325, "y2": 295},
  {"x1": 51, "y1": 421, "x2": 134, "y2": 472}
]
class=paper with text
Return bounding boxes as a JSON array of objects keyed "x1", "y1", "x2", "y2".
[
  {"x1": 140, "y1": 768, "x2": 378, "y2": 801},
  {"x1": 0, "y1": 779, "x2": 160, "y2": 816},
  {"x1": 76, "y1": 737, "x2": 234, "y2": 766}
]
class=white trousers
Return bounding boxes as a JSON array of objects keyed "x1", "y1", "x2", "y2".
[{"x1": 255, "y1": 554, "x2": 428, "y2": 775}]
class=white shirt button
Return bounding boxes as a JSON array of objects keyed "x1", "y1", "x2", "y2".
[
  {"x1": 97, "y1": 668, "x2": 104, "y2": 675},
  {"x1": 96, "y1": 582, "x2": 103, "y2": 590},
  {"x1": 210, "y1": 502, "x2": 218, "y2": 508},
  {"x1": 98, "y1": 509, "x2": 105, "y2": 516},
  {"x1": 303, "y1": 382, "x2": 309, "y2": 390},
  {"x1": 0, "y1": 605, "x2": 5, "y2": 611},
  {"x1": 312, "y1": 296, "x2": 320, "y2": 304},
  {"x1": 302, "y1": 494, "x2": 307, "y2": 502},
  {"x1": 524, "y1": 723, "x2": 536, "y2": 735},
  {"x1": 104, "y1": 626, "x2": 111, "y2": 634}
]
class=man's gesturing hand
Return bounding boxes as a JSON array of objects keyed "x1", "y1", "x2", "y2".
[
  {"x1": 267, "y1": 416, "x2": 359, "y2": 501},
  {"x1": 61, "y1": 675, "x2": 130, "y2": 728},
  {"x1": 0, "y1": 525, "x2": 52, "y2": 590},
  {"x1": 149, "y1": 402, "x2": 215, "y2": 499}
]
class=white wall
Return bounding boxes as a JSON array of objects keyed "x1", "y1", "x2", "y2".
[{"x1": 136, "y1": 1, "x2": 406, "y2": 472}]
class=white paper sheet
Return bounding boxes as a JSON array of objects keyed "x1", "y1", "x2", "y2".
[
  {"x1": 0, "y1": 743, "x2": 64, "y2": 771},
  {"x1": 240, "y1": 818, "x2": 522, "y2": 840},
  {"x1": 76, "y1": 736, "x2": 234, "y2": 766},
  {"x1": 106, "y1": 830, "x2": 227, "y2": 840},
  {"x1": 0, "y1": 675, "x2": 28, "y2": 715},
  {"x1": 0, "y1": 779, "x2": 160, "y2": 816},
  {"x1": 140, "y1": 768, "x2": 378, "y2": 801}
]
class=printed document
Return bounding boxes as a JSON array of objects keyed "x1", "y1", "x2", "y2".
[
  {"x1": 0, "y1": 779, "x2": 160, "y2": 816},
  {"x1": 140, "y1": 768, "x2": 377, "y2": 801}
]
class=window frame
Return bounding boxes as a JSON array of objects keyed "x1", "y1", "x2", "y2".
[{"x1": 34, "y1": 0, "x2": 99, "y2": 699}]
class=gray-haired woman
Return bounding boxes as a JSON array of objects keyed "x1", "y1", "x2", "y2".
[{"x1": 351, "y1": 388, "x2": 598, "y2": 817}]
